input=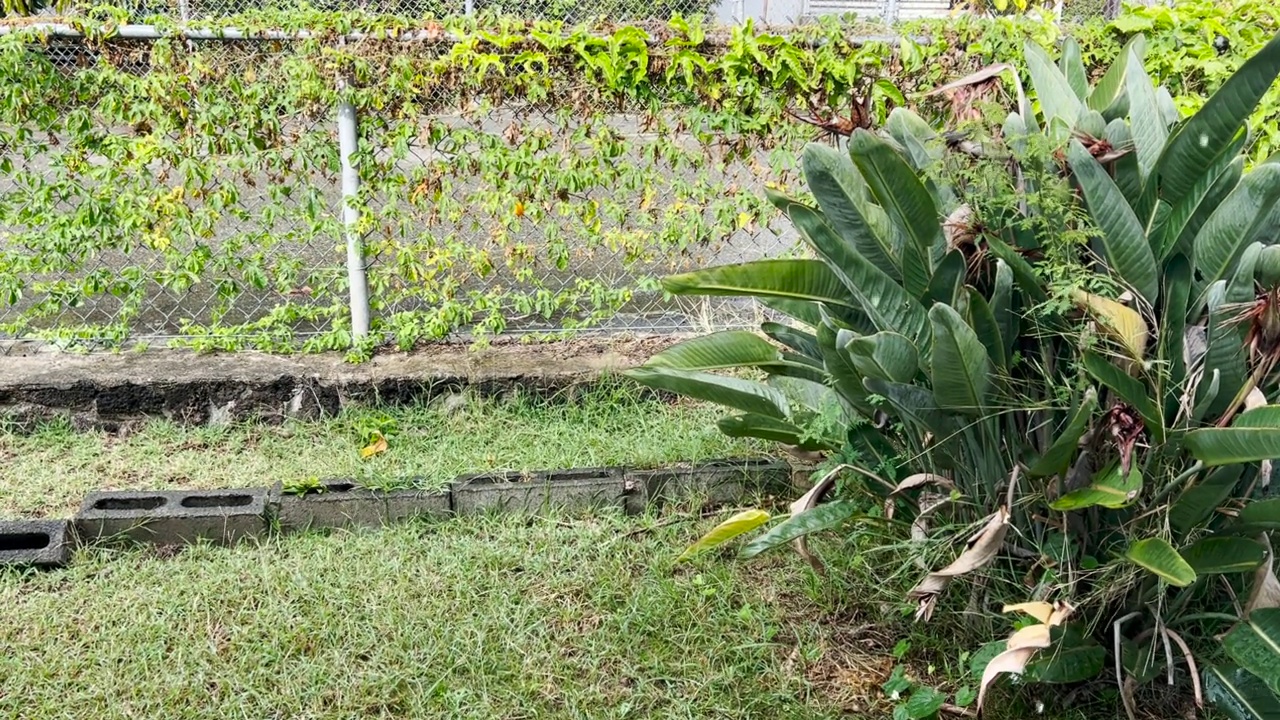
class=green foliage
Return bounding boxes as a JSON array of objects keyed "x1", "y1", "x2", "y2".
[{"x1": 628, "y1": 25, "x2": 1280, "y2": 720}]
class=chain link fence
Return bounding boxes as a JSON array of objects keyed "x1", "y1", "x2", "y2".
[{"x1": 0, "y1": 10, "x2": 907, "y2": 352}]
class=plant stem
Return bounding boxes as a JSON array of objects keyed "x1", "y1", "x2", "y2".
[
  {"x1": 1151, "y1": 461, "x2": 1204, "y2": 506},
  {"x1": 1167, "y1": 612, "x2": 1240, "y2": 628}
]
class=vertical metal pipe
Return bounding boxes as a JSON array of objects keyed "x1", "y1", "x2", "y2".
[
  {"x1": 337, "y1": 86, "x2": 371, "y2": 340},
  {"x1": 464, "y1": 0, "x2": 474, "y2": 15}
]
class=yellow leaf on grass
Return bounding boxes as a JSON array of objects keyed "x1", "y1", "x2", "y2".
[
  {"x1": 677, "y1": 509, "x2": 771, "y2": 563},
  {"x1": 1071, "y1": 289, "x2": 1149, "y2": 363},
  {"x1": 360, "y1": 433, "x2": 389, "y2": 459}
]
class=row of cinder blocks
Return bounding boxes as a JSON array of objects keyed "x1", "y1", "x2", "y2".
[{"x1": 0, "y1": 458, "x2": 793, "y2": 569}]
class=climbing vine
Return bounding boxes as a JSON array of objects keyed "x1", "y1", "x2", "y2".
[{"x1": 0, "y1": 3, "x2": 1275, "y2": 353}]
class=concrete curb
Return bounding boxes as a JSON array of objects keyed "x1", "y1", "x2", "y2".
[
  {"x1": 0, "y1": 457, "x2": 797, "y2": 568},
  {"x1": 0, "y1": 338, "x2": 679, "y2": 430}
]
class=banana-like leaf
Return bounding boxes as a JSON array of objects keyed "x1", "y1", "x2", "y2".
[
  {"x1": 929, "y1": 303, "x2": 991, "y2": 415},
  {"x1": 965, "y1": 286, "x2": 1007, "y2": 370},
  {"x1": 1106, "y1": 119, "x2": 1146, "y2": 215},
  {"x1": 739, "y1": 500, "x2": 858, "y2": 558},
  {"x1": 1059, "y1": 37, "x2": 1088, "y2": 101},
  {"x1": 1194, "y1": 164, "x2": 1280, "y2": 295},
  {"x1": 986, "y1": 235, "x2": 1049, "y2": 305},
  {"x1": 1181, "y1": 537, "x2": 1267, "y2": 575},
  {"x1": 1160, "y1": 255, "x2": 1193, "y2": 425},
  {"x1": 1050, "y1": 462, "x2": 1141, "y2": 511},
  {"x1": 676, "y1": 509, "x2": 771, "y2": 562},
  {"x1": 645, "y1": 331, "x2": 780, "y2": 370},
  {"x1": 991, "y1": 260, "x2": 1018, "y2": 362},
  {"x1": 1199, "y1": 283, "x2": 1249, "y2": 420},
  {"x1": 819, "y1": 324, "x2": 873, "y2": 413},
  {"x1": 662, "y1": 259, "x2": 858, "y2": 310},
  {"x1": 863, "y1": 377, "x2": 957, "y2": 441},
  {"x1": 1071, "y1": 289, "x2": 1148, "y2": 362},
  {"x1": 758, "y1": 297, "x2": 822, "y2": 328},
  {"x1": 1088, "y1": 34, "x2": 1146, "y2": 113},
  {"x1": 1185, "y1": 406, "x2": 1280, "y2": 467},
  {"x1": 847, "y1": 331, "x2": 919, "y2": 384},
  {"x1": 1204, "y1": 664, "x2": 1280, "y2": 720},
  {"x1": 797, "y1": 147, "x2": 900, "y2": 281},
  {"x1": 625, "y1": 367, "x2": 790, "y2": 419},
  {"x1": 1027, "y1": 624, "x2": 1106, "y2": 684},
  {"x1": 1126, "y1": 537, "x2": 1197, "y2": 587},
  {"x1": 1222, "y1": 609, "x2": 1280, "y2": 696},
  {"x1": 1081, "y1": 351, "x2": 1164, "y2": 443},
  {"x1": 1157, "y1": 30, "x2": 1280, "y2": 205},
  {"x1": 1170, "y1": 465, "x2": 1244, "y2": 533},
  {"x1": 926, "y1": 250, "x2": 965, "y2": 306},
  {"x1": 1194, "y1": 369, "x2": 1224, "y2": 425},
  {"x1": 1068, "y1": 140, "x2": 1159, "y2": 304},
  {"x1": 885, "y1": 107, "x2": 942, "y2": 172},
  {"x1": 849, "y1": 130, "x2": 941, "y2": 301},
  {"x1": 1027, "y1": 388, "x2": 1098, "y2": 478},
  {"x1": 763, "y1": 321, "x2": 821, "y2": 360},
  {"x1": 785, "y1": 203, "x2": 933, "y2": 356},
  {"x1": 1150, "y1": 139, "x2": 1245, "y2": 262},
  {"x1": 1236, "y1": 498, "x2": 1280, "y2": 531},
  {"x1": 1025, "y1": 40, "x2": 1081, "y2": 132},
  {"x1": 717, "y1": 414, "x2": 836, "y2": 451},
  {"x1": 1125, "y1": 46, "x2": 1168, "y2": 184}
]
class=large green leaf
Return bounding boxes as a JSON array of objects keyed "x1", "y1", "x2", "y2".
[
  {"x1": 929, "y1": 303, "x2": 991, "y2": 414},
  {"x1": 1088, "y1": 35, "x2": 1146, "y2": 113},
  {"x1": 717, "y1": 414, "x2": 836, "y2": 451},
  {"x1": 1236, "y1": 498, "x2": 1280, "y2": 531},
  {"x1": 1199, "y1": 283, "x2": 1249, "y2": 420},
  {"x1": 1205, "y1": 665, "x2": 1280, "y2": 720},
  {"x1": 1185, "y1": 406, "x2": 1280, "y2": 467},
  {"x1": 662, "y1": 259, "x2": 857, "y2": 310},
  {"x1": 798, "y1": 146, "x2": 899, "y2": 281},
  {"x1": 1194, "y1": 164, "x2": 1280, "y2": 294},
  {"x1": 645, "y1": 331, "x2": 779, "y2": 370},
  {"x1": 819, "y1": 324, "x2": 872, "y2": 413},
  {"x1": 991, "y1": 260, "x2": 1017, "y2": 362},
  {"x1": 676, "y1": 509, "x2": 771, "y2": 562},
  {"x1": 985, "y1": 235, "x2": 1049, "y2": 304},
  {"x1": 1025, "y1": 40, "x2": 1081, "y2": 131},
  {"x1": 1050, "y1": 462, "x2": 1141, "y2": 511},
  {"x1": 1126, "y1": 537, "x2": 1197, "y2": 587},
  {"x1": 1150, "y1": 139, "x2": 1244, "y2": 262},
  {"x1": 1223, "y1": 609, "x2": 1280, "y2": 696},
  {"x1": 1170, "y1": 465, "x2": 1244, "y2": 533},
  {"x1": 847, "y1": 331, "x2": 919, "y2": 384},
  {"x1": 757, "y1": 297, "x2": 821, "y2": 329},
  {"x1": 1160, "y1": 255, "x2": 1192, "y2": 425},
  {"x1": 849, "y1": 130, "x2": 941, "y2": 301},
  {"x1": 863, "y1": 377, "x2": 957, "y2": 441},
  {"x1": 1081, "y1": 351, "x2": 1164, "y2": 443},
  {"x1": 1182, "y1": 537, "x2": 1268, "y2": 575},
  {"x1": 739, "y1": 500, "x2": 858, "y2": 558},
  {"x1": 926, "y1": 250, "x2": 964, "y2": 306},
  {"x1": 1059, "y1": 37, "x2": 1088, "y2": 101},
  {"x1": 785, "y1": 204, "x2": 933, "y2": 356},
  {"x1": 1028, "y1": 624, "x2": 1106, "y2": 684},
  {"x1": 1027, "y1": 388, "x2": 1097, "y2": 478},
  {"x1": 1125, "y1": 46, "x2": 1168, "y2": 184},
  {"x1": 762, "y1": 321, "x2": 821, "y2": 361},
  {"x1": 1106, "y1": 119, "x2": 1146, "y2": 215},
  {"x1": 1068, "y1": 140, "x2": 1159, "y2": 304},
  {"x1": 625, "y1": 367, "x2": 789, "y2": 419},
  {"x1": 1157, "y1": 30, "x2": 1280, "y2": 205},
  {"x1": 885, "y1": 107, "x2": 942, "y2": 173},
  {"x1": 964, "y1": 286, "x2": 1007, "y2": 370}
]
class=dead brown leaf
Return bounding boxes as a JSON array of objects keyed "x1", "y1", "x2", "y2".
[
  {"x1": 359, "y1": 433, "x2": 389, "y2": 459},
  {"x1": 908, "y1": 507, "x2": 1011, "y2": 621}
]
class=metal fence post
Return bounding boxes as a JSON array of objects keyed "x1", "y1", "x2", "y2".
[{"x1": 337, "y1": 78, "x2": 371, "y2": 341}]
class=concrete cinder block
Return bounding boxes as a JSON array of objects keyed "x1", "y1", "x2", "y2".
[
  {"x1": 274, "y1": 479, "x2": 451, "y2": 532},
  {"x1": 0, "y1": 519, "x2": 72, "y2": 567},
  {"x1": 76, "y1": 488, "x2": 269, "y2": 546},
  {"x1": 451, "y1": 467, "x2": 626, "y2": 515},
  {"x1": 625, "y1": 458, "x2": 792, "y2": 511}
]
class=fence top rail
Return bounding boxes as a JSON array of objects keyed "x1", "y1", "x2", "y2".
[{"x1": 0, "y1": 21, "x2": 914, "y2": 46}]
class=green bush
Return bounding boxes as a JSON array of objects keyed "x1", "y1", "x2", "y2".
[{"x1": 628, "y1": 27, "x2": 1280, "y2": 720}]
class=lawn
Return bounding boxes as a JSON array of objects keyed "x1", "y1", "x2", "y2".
[{"x1": 0, "y1": 381, "x2": 758, "y2": 518}]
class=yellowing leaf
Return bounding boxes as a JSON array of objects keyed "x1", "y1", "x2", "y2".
[
  {"x1": 676, "y1": 509, "x2": 771, "y2": 563},
  {"x1": 1071, "y1": 290, "x2": 1149, "y2": 363},
  {"x1": 359, "y1": 433, "x2": 389, "y2": 459},
  {"x1": 1002, "y1": 602, "x2": 1055, "y2": 624}
]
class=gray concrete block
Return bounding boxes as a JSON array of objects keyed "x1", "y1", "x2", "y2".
[
  {"x1": 275, "y1": 479, "x2": 451, "y2": 532},
  {"x1": 76, "y1": 488, "x2": 269, "y2": 546},
  {"x1": 452, "y1": 467, "x2": 626, "y2": 515},
  {"x1": 0, "y1": 519, "x2": 72, "y2": 567},
  {"x1": 626, "y1": 458, "x2": 793, "y2": 510}
]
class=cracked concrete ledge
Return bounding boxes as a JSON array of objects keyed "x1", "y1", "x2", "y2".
[{"x1": 0, "y1": 337, "x2": 682, "y2": 430}]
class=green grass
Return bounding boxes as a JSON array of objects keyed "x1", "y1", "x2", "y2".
[
  {"x1": 0, "y1": 381, "x2": 759, "y2": 518},
  {"x1": 0, "y1": 512, "x2": 840, "y2": 719}
]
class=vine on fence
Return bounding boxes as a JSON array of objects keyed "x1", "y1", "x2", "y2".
[{"x1": 0, "y1": 3, "x2": 1276, "y2": 353}]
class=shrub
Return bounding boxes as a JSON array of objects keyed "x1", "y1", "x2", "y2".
[{"x1": 627, "y1": 28, "x2": 1280, "y2": 719}]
